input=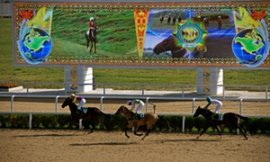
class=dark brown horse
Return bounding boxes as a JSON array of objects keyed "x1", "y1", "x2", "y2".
[
  {"x1": 153, "y1": 35, "x2": 187, "y2": 58},
  {"x1": 153, "y1": 35, "x2": 207, "y2": 58},
  {"x1": 62, "y1": 97, "x2": 106, "y2": 133},
  {"x1": 85, "y1": 29, "x2": 97, "y2": 53},
  {"x1": 193, "y1": 106, "x2": 249, "y2": 140},
  {"x1": 115, "y1": 105, "x2": 159, "y2": 140}
]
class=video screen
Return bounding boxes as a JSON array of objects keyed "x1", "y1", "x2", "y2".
[{"x1": 14, "y1": 3, "x2": 269, "y2": 68}]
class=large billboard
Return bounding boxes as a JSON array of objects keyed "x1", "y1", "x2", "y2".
[{"x1": 13, "y1": 2, "x2": 270, "y2": 68}]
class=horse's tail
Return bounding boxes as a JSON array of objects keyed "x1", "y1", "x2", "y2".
[{"x1": 236, "y1": 114, "x2": 249, "y2": 121}]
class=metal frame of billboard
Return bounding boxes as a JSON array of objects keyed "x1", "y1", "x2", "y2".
[{"x1": 13, "y1": 1, "x2": 270, "y2": 68}]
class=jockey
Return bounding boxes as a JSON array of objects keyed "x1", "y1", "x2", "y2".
[
  {"x1": 70, "y1": 93, "x2": 86, "y2": 111},
  {"x1": 127, "y1": 99, "x2": 145, "y2": 119},
  {"x1": 205, "y1": 96, "x2": 223, "y2": 120},
  {"x1": 88, "y1": 17, "x2": 96, "y2": 38}
]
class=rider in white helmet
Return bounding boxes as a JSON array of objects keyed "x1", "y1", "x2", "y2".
[
  {"x1": 88, "y1": 17, "x2": 96, "y2": 38},
  {"x1": 127, "y1": 99, "x2": 145, "y2": 119},
  {"x1": 205, "y1": 96, "x2": 223, "y2": 120}
]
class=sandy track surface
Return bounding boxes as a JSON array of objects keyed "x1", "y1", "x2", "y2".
[{"x1": 0, "y1": 129, "x2": 269, "y2": 162}]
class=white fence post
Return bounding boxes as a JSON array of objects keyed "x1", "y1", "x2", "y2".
[
  {"x1": 55, "y1": 96, "x2": 59, "y2": 113},
  {"x1": 182, "y1": 116, "x2": 185, "y2": 133},
  {"x1": 29, "y1": 113, "x2": 32, "y2": 129},
  {"x1": 100, "y1": 96, "x2": 105, "y2": 111},
  {"x1": 11, "y1": 95, "x2": 15, "y2": 112},
  {"x1": 240, "y1": 98, "x2": 243, "y2": 115},
  {"x1": 192, "y1": 98, "x2": 196, "y2": 114},
  {"x1": 79, "y1": 119, "x2": 83, "y2": 129}
]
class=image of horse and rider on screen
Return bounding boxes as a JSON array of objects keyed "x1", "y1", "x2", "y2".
[{"x1": 143, "y1": 9, "x2": 236, "y2": 59}]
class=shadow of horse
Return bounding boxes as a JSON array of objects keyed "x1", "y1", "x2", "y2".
[
  {"x1": 70, "y1": 142, "x2": 137, "y2": 146},
  {"x1": 62, "y1": 97, "x2": 107, "y2": 133},
  {"x1": 85, "y1": 29, "x2": 97, "y2": 53},
  {"x1": 115, "y1": 105, "x2": 159, "y2": 140},
  {"x1": 153, "y1": 35, "x2": 205, "y2": 58},
  {"x1": 14, "y1": 133, "x2": 79, "y2": 138},
  {"x1": 193, "y1": 106, "x2": 249, "y2": 140}
]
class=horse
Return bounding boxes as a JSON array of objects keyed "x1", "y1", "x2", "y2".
[
  {"x1": 61, "y1": 96, "x2": 106, "y2": 133},
  {"x1": 85, "y1": 29, "x2": 97, "y2": 53},
  {"x1": 115, "y1": 105, "x2": 159, "y2": 140},
  {"x1": 153, "y1": 35, "x2": 206, "y2": 58},
  {"x1": 193, "y1": 106, "x2": 249, "y2": 140},
  {"x1": 153, "y1": 35, "x2": 187, "y2": 58}
]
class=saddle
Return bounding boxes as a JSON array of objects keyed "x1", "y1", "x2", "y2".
[
  {"x1": 133, "y1": 113, "x2": 144, "y2": 120},
  {"x1": 212, "y1": 113, "x2": 224, "y2": 121},
  {"x1": 76, "y1": 107, "x2": 88, "y2": 115}
]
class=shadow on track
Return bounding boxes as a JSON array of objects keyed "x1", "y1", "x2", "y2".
[
  {"x1": 156, "y1": 138, "x2": 224, "y2": 143},
  {"x1": 70, "y1": 142, "x2": 137, "y2": 146},
  {"x1": 14, "y1": 133, "x2": 80, "y2": 138}
]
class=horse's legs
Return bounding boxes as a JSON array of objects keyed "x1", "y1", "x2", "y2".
[
  {"x1": 133, "y1": 125, "x2": 143, "y2": 136},
  {"x1": 239, "y1": 122, "x2": 248, "y2": 135},
  {"x1": 197, "y1": 125, "x2": 210, "y2": 139},
  {"x1": 86, "y1": 33, "x2": 89, "y2": 49},
  {"x1": 87, "y1": 122, "x2": 95, "y2": 134},
  {"x1": 124, "y1": 127, "x2": 130, "y2": 138},
  {"x1": 94, "y1": 41, "x2": 96, "y2": 53},
  {"x1": 237, "y1": 125, "x2": 248, "y2": 140},
  {"x1": 141, "y1": 129, "x2": 152, "y2": 140},
  {"x1": 89, "y1": 41, "x2": 93, "y2": 52},
  {"x1": 213, "y1": 125, "x2": 223, "y2": 138}
]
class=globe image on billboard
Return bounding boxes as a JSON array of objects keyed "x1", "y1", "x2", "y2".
[
  {"x1": 18, "y1": 27, "x2": 52, "y2": 65},
  {"x1": 232, "y1": 28, "x2": 268, "y2": 67}
]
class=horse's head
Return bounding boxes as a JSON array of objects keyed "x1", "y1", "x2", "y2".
[
  {"x1": 61, "y1": 97, "x2": 72, "y2": 108},
  {"x1": 153, "y1": 35, "x2": 176, "y2": 55},
  {"x1": 153, "y1": 35, "x2": 186, "y2": 58},
  {"x1": 115, "y1": 105, "x2": 134, "y2": 119},
  {"x1": 193, "y1": 106, "x2": 213, "y2": 119},
  {"x1": 193, "y1": 106, "x2": 204, "y2": 117}
]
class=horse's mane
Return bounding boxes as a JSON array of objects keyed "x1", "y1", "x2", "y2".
[
  {"x1": 120, "y1": 105, "x2": 133, "y2": 113},
  {"x1": 116, "y1": 105, "x2": 135, "y2": 117},
  {"x1": 200, "y1": 106, "x2": 214, "y2": 114}
]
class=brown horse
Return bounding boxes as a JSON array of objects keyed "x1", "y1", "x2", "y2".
[
  {"x1": 153, "y1": 35, "x2": 187, "y2": 58},
  {"x1": 115, "y1": 105, "x2": 159, "y2": 140},
  {"x1": 193, "y1": 106, "x2": 249, "y2": 140},
  {"x1": 62, "y1": 97, "x2": 106, "y2": 133},
  {"x1": 85, "y1": 29, "x2": 97, "y2": 53},
  {"x1": 153, "y1": 35, "x2": 207, "y2": 58}
]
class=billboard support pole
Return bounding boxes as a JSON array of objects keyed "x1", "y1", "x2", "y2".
[
  {"x1": 196, "y1": 67, "x2": 224, "y2": 96},
  {"x1": 64, "y1": 66, "x2": 94, "y2": 93},
  {"x1": 64, "y1": 66, "x2": 73, "y2": 93},
  {"x1": 77, "y1": 65, "x2": 94, "y2": 93}
]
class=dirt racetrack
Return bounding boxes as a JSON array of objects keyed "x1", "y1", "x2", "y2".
[{"x1": 0, "y1": 129, "x2": 269, "y2": 162}]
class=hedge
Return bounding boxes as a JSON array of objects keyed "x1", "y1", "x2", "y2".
[{"x1": 0, "y1": 113, "x2": 270, "y2": 134}]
